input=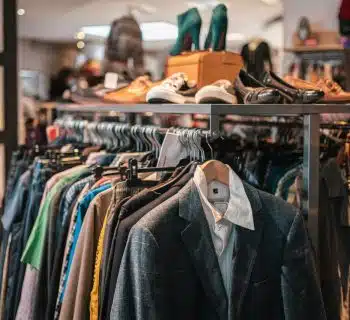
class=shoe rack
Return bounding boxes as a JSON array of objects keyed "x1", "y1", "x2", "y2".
[{"x1": 57, "y1": 102, "x2": 350, "y2": 255}]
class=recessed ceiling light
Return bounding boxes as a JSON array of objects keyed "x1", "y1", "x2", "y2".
[
  {"x1": 186, "y1": 1, "x2": 220, "y2": 10},
  {"x1": 17, "y1": 8, "x2": 25, "y2": 16},
  {"x1": 227, "y1": 33, "x2": 245, "y2": 41},
  {"x1": 75, "y1": 31, "x2": 85, "y2": 40},
  {"x1": 261, "y1": 0, "x2": 280, "y2": 5},
  {"x1": 80, "y1": 22, "x2": 178, "y2": 41},
  {"x1": 77, "y1": 41, "x2": 85, "y2": 49}
]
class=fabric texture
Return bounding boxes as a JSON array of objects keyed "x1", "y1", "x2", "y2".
[
  {"x1": 102, "y1": 165, "x2": 195, "y2": 320},
  {"x1": 54, "y1": 183, "x2": 92, "y2": 320},
  {"x1": 14, "y1": 164, "x2": 53, "y2": 317},
  {"x1": 59, "y1": 187, "x2": 113, "y2": 320},
  {"x1": 319, "y1": 158, "x2": 350, "y2": 320},
  {"x1": 21, "y1": 167, "x2": 87, "y2": 269},
  {"x1": 110, "y1": 179, "x2": 326, "y2": 320}
]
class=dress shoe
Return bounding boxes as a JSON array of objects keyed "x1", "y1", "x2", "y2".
[
  {"x1": 195, "y1": 80, "x2": 237, "y2": 104},
  {"x1": 104, "y1": 76, "x2": 157, "y2": 104},
  {"x1": 284, "y1": 76, "x2": 350, "y2": 103},
  {"x1": 234, "y1": 70, "x2": 281, "y2": 104},
  {"x1": 261, "y1": 71, "x2": 324, "y2": 104},
  {"x1": 316, "y1": 78, "x2": 350, "y2": 102}
]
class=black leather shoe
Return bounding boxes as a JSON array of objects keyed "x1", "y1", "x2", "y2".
[
  {"x1": 234, "y1": 69, "x2": 281, "y2": 104},
  {"x1": 261, "y1": 71, "x2": 324, "y2": 104}
]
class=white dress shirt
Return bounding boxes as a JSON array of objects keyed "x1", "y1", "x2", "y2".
[{"x1": 193, "y1": 165, "x2": 254, "y2": 301}]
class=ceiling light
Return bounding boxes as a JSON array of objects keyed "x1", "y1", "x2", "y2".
[
  {"x1": 227, "y1": 33, "x2": 245, "y2": 41},
  {"x1": 17, "y1": 8, "x2": 25, "y2": 16},
  {"x1": 80, "y1": 22, "x2": 178, "y2": 41},
  {"x1": 77, "y1": 41, "x2": 85, "y2": 49},
  {"x1": 260, "y1": 0, "x2": 280, "y2": 5},
  {"x1": 75, "y1": 31, "x2": 85, "y2": 40}
]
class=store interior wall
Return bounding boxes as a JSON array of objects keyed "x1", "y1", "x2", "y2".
[
  {"x1": 282, "y1": 0, "x2": 342, "y2": 72},
  {"x1": 283, "y1": 0, "x2": 341, "y2": 46},
  {"x1": 19, "y1": 39, "x2": 77, "y2": 99}
]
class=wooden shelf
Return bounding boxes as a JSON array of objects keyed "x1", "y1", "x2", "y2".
[{"x1": 284, "y1": 45, "x2": 344, "y2": 53}]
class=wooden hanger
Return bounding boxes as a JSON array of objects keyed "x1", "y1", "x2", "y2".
[{"x1": 200, "y1": 160, "x2": 229, "y2": 186}]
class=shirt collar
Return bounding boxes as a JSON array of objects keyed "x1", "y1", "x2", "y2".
[{"x1": 193, "y1": 165, "x2": 255, "y2": 231}]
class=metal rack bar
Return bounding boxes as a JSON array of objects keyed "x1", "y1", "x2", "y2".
[
  {"x1": 303, "y1": 115, "x2": 320, "y2": 254},
  {"x1": 55, "y1": 102, "x2": 350, "y2": 253},
  {"x1": 57, "y1": 103, "x2": 350, "y2": 115}
]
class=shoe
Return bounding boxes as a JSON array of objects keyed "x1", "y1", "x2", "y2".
[
  {"x1": 195, "y1": 80, "x2": 237, "y2": 104},
  {"x1": 234, "y1": 70, "x2": 281, "y2": 104},
  {"x1": 170, "y1": 8, "x2": 202, "y2": 56},
  {"x1": 104, "y1": 76, "x2": 157, "y2": 103},
  {"x1": 261, "y1": 71, "x2": 324, "y2": 104},
  {"x1": 316, "y1": 78, "x2": 350, "y2": 102},
  {"x1": 283, "y1": 75, "x2": 321, "y2": 90},
  {"x1": 204, "y1": 4, "x2": 228, "y2": 51},
  {"x1": 146, "y1": 73, "x2": 197, "y2": 104}
]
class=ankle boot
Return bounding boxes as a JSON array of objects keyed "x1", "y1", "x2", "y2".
[
  {"x1": 170, "y1": 8, "x2": 202, "y2": 56},
  {"x1": 204, "y1": 4, "x2": 228, "y2": 51},
  {"x1": 261, "y1": 71, "x2": 324, "y2": 104}
]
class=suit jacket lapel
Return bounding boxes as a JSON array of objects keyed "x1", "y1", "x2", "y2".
[
  {"x1": 231, "y1": 182, "x2": 264, "y2": 319},
  {"x1": 179, "y1": 181, "x2": 228, "y2": 320}
]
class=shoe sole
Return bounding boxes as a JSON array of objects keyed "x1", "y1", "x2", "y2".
[
  {"x1": 195, "y1": 86, "x2": 236, "y2": 104},
  {"x1": 146, "y1": 87, "x2": 187, "y2": 104}
]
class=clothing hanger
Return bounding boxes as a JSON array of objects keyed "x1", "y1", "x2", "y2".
[
  {"x1": 126, "y1": 158, "x2": 178, "y2": 187},
  {"x1": 200, "y1": 160, "x2": 229, "y2": 186}
]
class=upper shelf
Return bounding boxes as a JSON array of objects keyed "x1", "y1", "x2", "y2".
[
  {"x1": 284, "y1": 45, "x2": 344, "y2": 53},
  {"x1": 56, "y1": 103, "x2": 350, "y2": 116}
]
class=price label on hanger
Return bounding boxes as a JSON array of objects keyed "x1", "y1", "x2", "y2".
[{"x1": 104, "y1": 72, "x2": 119, "y2": 89}]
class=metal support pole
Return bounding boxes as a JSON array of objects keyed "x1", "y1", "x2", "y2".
[
  {"x1": 3, "y1": 0, "x2": 18, "y2": 175},
  {"x1": 209, "y1": 114, "x2": 220, "y2": 135},
  {"x1": 303, "y1": 114, "x2": 320, "y2": 255}
]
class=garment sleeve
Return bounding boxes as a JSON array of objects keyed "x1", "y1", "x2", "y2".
[
  {"x1": 59, "y1": 200, "x2": 103, "y2": 320},
  {"x1": 110, "y1": 226, "x2": 165, "y2": 320},
  {"x1": 281, "y1": 212, "x2": 327, "y2": 320}
]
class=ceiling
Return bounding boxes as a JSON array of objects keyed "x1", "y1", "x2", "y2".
[{"x1": 17, "y1": 0, "x2": 283, "y2": 47}]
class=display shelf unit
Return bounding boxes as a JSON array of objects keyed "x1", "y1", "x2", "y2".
[{"x1": 57, "y1": 102, "x2": 350, "y2": 253}]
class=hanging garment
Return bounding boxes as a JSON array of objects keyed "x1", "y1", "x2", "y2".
[
  {"x1": 100, "y1": 164, "x2": 195, "y2": 320},
  {"x1": 319, "y1": 158, "x2": 350, "y2": 320},
  {"x1": 110, "y1": 176, "x2": 326, "y2": 319},
  {"x1": 241, "y1": 39, "x2": 273, "y2": 80},
  {"x1": 59, "y1": 186, "x2": 113, "y2": 320},
  {"x1": 16, "y1": 166, "x2": 89, "y2": 320}
]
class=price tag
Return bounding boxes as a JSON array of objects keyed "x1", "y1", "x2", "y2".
[{"x1": 104, "y1": 72, "x2": 119, "y2": 89}]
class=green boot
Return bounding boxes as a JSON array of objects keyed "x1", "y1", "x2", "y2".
[
  {"x1": 204, "y1": 4, "x2": 228, "y2": 51},
  {"x1": 170, "y1": 8, "x2": 202, "y2": 56}
]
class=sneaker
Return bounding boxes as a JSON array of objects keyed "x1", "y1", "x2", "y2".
[
  {"x1": 195, "y1": 80, "x2": 237, "y2": 104},
  {"x1": 146, "y1": 73, "x2": 197, "y2": 104}
]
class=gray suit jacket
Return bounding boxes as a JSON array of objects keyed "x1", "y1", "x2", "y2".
[{"x1": 111, "y1": 180, "x2": 326, "y2": 320}]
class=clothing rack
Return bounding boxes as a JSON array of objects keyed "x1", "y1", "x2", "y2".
[{"x1": 56, "y1": 102, "x2": 350, "y2": 254}]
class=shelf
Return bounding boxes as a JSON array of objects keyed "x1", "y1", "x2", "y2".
[
  {"x1": 56, "y1": 103, "x2": 350, "y2": 116},
  {"x1": 284, "y1": 45, "x2": 344, "y2": 53}
]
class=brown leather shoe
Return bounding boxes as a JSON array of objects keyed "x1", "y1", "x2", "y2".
[
  {"x1": 104, "y1": 76, "x2": 159, "y2": 104},
  {"x1": 284, "y1": 76, "x2": 350, "y2": 102},
  {"x1": 316, "y1": 78, "x2": 350, "y2": 102},
  {"x1": 283, "y1": 76, "x2": 320, "y2": 90}
]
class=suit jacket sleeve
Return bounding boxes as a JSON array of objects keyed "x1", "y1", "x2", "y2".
[
  {"x1": 281, "y1": 212, "x2": 327, "y2": 320},
  {"x1": 110, "y1": 226, "x2": 166, "y2": 320}
]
